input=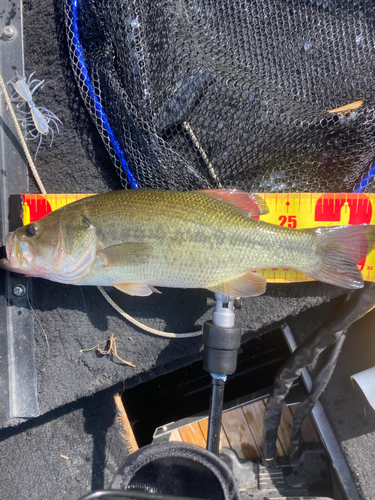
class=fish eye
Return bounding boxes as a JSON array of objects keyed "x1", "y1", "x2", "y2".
[{"x1": 26, "y1": 225, "x2": 36, "y2": 237}]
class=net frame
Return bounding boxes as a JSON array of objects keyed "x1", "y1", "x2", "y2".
[{"x1": 64, "y1": 0, "x2": 375, "y2": 193}]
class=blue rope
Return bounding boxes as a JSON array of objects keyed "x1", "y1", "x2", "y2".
[
  {"x1": 354, "y1": 163, "x2": 375, "y2": 193},
  {"x1": 69, "y1": 0, "x2": 139, "y2": 188}
]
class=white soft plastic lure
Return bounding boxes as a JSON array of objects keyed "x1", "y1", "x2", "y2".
[{"x1": 7, "y1": 72, "x2": 62, "y2": 158}]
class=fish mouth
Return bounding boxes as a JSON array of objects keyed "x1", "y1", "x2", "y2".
[
  {"x1": 0, "y1": 228, "x2": 97, "y2": 284},
  {"x1": 4, "y1": 232, "x2": 34, "y2": 271}
]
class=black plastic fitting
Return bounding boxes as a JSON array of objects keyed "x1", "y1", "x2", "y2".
[{"x1": 203, "y1": 321, "x2": 242, "y2": 375}]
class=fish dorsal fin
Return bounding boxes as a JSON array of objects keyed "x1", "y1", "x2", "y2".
[
  {"x1": 207, "y1": 271, "x2": 267, "y2": 297},
  {"x1": 199, "y1": 189, "x2": 269, "y2": 216},
  {"x1": 97, "y1": 242, "x2": 152, "y2": 267},
  {"x1": 114, "y1": 283, "x2": 159, "y2": 296}
]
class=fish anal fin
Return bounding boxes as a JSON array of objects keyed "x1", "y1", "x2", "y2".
[
  {"x1": 199, "y1": 189, "x2": 269, "y2": 216},
  {"x1": 208, "y1": 271, "x2": 267, "y2": 297},
  {"x1": 98, "y1": 242, "x2": 152, "y2": 267},
  {"x1": 114, "y1": 283, "x2": 159, "y2": 296}
]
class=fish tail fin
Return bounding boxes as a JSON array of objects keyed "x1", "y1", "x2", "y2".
[{"x1": 308, "y1": 224, "x2": 375, "y2": 289}]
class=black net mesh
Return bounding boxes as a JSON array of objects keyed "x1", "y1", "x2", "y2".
[{"x1": 64, "y1": 0, "x2": 375, "y2": 193}]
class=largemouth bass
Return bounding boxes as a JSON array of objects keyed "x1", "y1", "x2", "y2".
[{"x1": 1, "y1": 189, "x2": 374, "y2": 297}]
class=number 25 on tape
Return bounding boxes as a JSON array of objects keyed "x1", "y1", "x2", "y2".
[{"x1": 279, "y1": 215, "x2": 297, "y2": 228}]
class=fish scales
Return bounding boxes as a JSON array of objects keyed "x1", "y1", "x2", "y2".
[
  {"x1": 75, "y1": 191, "x2": 314, "y2": 286},
  {"x1": 1, "y1": 189, "x2": 374, "y2": 297}
]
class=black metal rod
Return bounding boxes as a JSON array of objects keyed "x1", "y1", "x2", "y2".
[{"x1": 206, "y1": 376, "x2": 226, "y2": 455}]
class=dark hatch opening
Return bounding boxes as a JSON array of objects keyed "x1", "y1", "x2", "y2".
[{"x1": 122, "y1": 327, "x2": 290, "y2": 447}]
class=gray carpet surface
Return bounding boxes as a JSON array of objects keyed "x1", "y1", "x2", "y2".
[
  {"x1": 0, "y1": 386, "x2": 130, "y2": 500},
  {"x1": 31, "y1": 280, "x2": 343, "y2": 418}
]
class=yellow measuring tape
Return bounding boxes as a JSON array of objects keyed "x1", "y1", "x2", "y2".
[{"x1": 21, "y1": 192, "x2": 375, "y2": 283}]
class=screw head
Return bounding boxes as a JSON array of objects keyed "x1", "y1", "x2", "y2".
[
  {"x1": 13, "y1": 283, "x2": 26, "y2": 298},
  {"x1": 3, "y1": 26, "x2": 16, "y2": 40}
]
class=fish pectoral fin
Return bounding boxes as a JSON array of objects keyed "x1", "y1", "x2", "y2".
[
  {"x1": 114, "y1": 283, "x2": 159, "y2": 296},
  {"x1": 199, "y1": 189, "x2": 269, "y2": 216},
  {"x1": 207, "y1": 271, "x2": 267, "y2": 297},
  {"x1": 97, "y1": 242, "x2": 152, "y2": 267}
]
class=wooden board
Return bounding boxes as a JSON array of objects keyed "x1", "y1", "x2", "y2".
[
  {"x1": 221, "y1": 407, "x2": 259, "y2": 459},
  {"x1": 179, "y1": 421, "x2": 207, "y2": 448},
  {"x1": 169, "y1": 397, "x2": 321, "y2": 460},
  {"x1": 242, "y1": 399, "x2": 265, "y2": 456},
  {"x1": 114, "y1": 393, "x2": 139, "y2": 454},
  {"x1": 198, "y1": 418, "x2": 230, "y2": 450}
]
